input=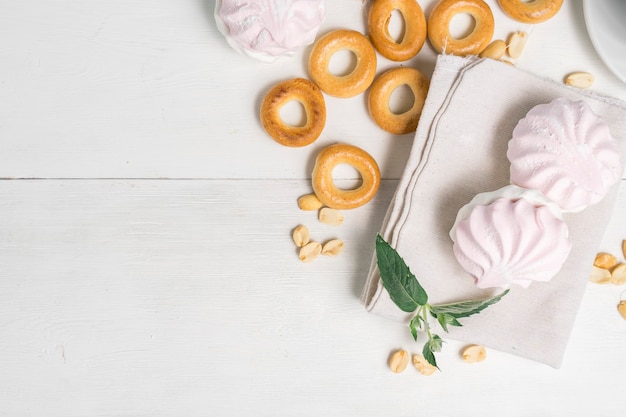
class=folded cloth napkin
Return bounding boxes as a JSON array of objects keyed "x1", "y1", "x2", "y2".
[{"x1": 362, "y1": 55, "x2": 626, "y2": 368}]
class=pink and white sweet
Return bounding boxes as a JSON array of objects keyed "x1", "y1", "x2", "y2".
[
  {"x1": 507, "y1": 98, "x2": 622, "y2": 213},
  {"x1": 214, "y1": 0, "x2": 326, "y2": 63},
  {"x1": 450, "y1": 186, "x2": 572, "y2": 289}
]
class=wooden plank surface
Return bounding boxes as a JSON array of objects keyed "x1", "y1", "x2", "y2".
[
  {"x1": 0, "y1": 0, "x2": 625, "y2": 179},
  {"x1": 2, "y1": 0, "x2": 626, "y2": 415},
  {"x1": 0, "y1": 179, "x2": 624, "y2": 416}
]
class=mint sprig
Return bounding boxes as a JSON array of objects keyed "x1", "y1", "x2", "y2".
[{"x1": 375, "y1": 234, "x2": 509, "y2": 369}]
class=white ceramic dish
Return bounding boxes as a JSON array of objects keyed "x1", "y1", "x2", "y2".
[{"x1": 583, "y1": 0, "x2": 626, "y2": 83}]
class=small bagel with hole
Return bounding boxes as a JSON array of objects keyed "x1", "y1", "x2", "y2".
[
  {"x1": 308, "y1": 29, "x2": 377, "y2": 98},
  {"x1": 497, "y1": 0, "x2": 563, "y2": 23},
  {"x1": 260, "y1": 78, "x2": 326, "y2": 147},
  {"x1": 367, "y1": 0, "x2": 427, "y2": 61},
  {"x1": 368, "y1": 67, "x2": 430, "y2": 135},
  {"x1": 312, "y1": 143, "x2": 381, "y2": 210},
  {"x1": 427, "y1": 0, "x2": 495, "y2": 56}
]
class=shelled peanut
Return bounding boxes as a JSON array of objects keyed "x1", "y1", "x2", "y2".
[{"x1": 589, "y1": 242, "x2": 626, "y2": 285}]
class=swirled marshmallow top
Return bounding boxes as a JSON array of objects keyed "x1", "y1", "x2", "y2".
[
  {"x1": 215, "y1": 0, "x2": 325, "y2": 63},
  {"x1": 507, "y1": 98, "x2": 621, "y2": 212},
  {"x1": 450, "y1": 186, "x2": 572, "y2": 289}
]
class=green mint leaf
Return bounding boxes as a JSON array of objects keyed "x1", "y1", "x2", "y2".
[
  {"x1": 422, "y1": 334, "x2": 444, "y2": 368},
  {"x1": 429, "y1": 289, "x2": 509, "y2": 319},
  {"x1": 434, "y1": 312, "x2": 462, "y2": 332},
  {"x1": 409, "y1": 314, "x2": 424, "y2": 341},
  {"x1": 375, "y1": 234, "x2": 428, "y2": 312}
]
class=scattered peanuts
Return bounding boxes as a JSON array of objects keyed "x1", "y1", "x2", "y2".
[
  {"x1": 299, "y1": 241, "x2": 322, "y2": 262},
  {"x1": 611, "y1": 263, "x2": 626, "y2": 285},
  {"x1": 479, "y1": 39, "x2": 506, "y2": 60},
  {"x1": 618, "y1": 301, "x2": 626, "y2": 320},
  {"x1": 461, "y1": 345, "x2": 487, "y2": 363},
  {"x1": 506, "y1": 31, "x2": 527, "y2": 59},
  {"x1": 594, "y1": 252, "x2": 618, "y2": 270},
  {"x1": 319, "y1": 207, "x2": 344, "y2": 226},
  {"x1": 298, "y1": 193, "x2": 324, "y2": 211},
  {"x1": 565, "y1": 71, "x2": 594, "y2": 89},
  {"x1": 412, "y1": 354, "x2": 437, "y2": 376},
  {"x1": 292, "y1": 224, "x2": 310, "y2": 247},
  {"x1": 589, "y1": 265, "x2": 612, "y2": 284},
  {"x1": 389, "y1": 349, "x2": 410, "y2": 373},
  {"x1": 321, "y1": 239, "x2": 344, "y2": 257}
]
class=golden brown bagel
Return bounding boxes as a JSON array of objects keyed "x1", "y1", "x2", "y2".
[
  {"x1": 260, "y1": 78, "x2": 326, "y2": 147},
  {"x1": 311, "y1": 143, "x2": 381, "y2": 210},
  {"x1": 308, "y1": 29, "x2": 377, "y2": 98},
  {"x1": 368, "y1": 0, "x2": 427, "y2": 61},
  {"x1": 428, "y1": 0, "x2": 494, "y2": 56},
  {"x1": 367, "y1": 67, "x2": 430, "y2": 135},
  {"x1": 497, "y1": 0, "x2": 563, "y2": 23}
]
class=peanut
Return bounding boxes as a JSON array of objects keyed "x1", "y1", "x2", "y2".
[
  {"x1": 589, "y1": 265, "x2": 612, "y2": 284},
  {"x1": 292, "y1": 224, "x2": 310, "y2": 247},
  {"x1": 479, "y1": 39, "x2": 506, "y2": 60},
  {"x1": 565, "y1": 72, "x2": 594, "y2": 89},
  {"x1": 298, "y1": 193, "x2": 323, "y2": 211},
  {"x1": 507, "y1": 31, "x2": 527, "y2": 59},
  {"x1": 611, "y1": 263, "x2": 626, "y2": 285},
  {"x1": 318, "y1": 207, "x2": 344, "y2": 226},
  {"x1": 321, "y1": 239, "x2": 344, "y2": 257},
  {"x1": 388, "y1": 349, "x2": 410, "y2": 373},
  {"x1": 299, "y1": 241, "x2": 321, "y2": 262},
  {"x1": 618, "y1": 301, "x2": 626, "y2": 320},
  {"x1": 461, "y1": 345, "x2": 487, "y2": 363},
  {"x1": 412, "y1": 354, "x2": 437, "y2": 376},
  {"x1": 594, "y1": 252, "x2": 618, "y2": 270},
  {"x1": 622, "y1": 240, "x2": 626, "y2": 260}
]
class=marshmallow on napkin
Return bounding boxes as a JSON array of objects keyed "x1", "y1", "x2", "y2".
[{"x1": 362, "y1": 55, "x2": 626, "y2": 368}]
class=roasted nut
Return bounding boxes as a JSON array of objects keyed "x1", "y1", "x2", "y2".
[
  {"x1": 589, "y1": 265, "x2": 612, "y2": 284},
  {"x1": 611, "y1": 263, "x2": 626, "y2": 285},
  {"x1": 479, "y1": 39, "x2": 506, "y2": 60},
  {"x1": 618, "y1": 301, "x2": 626, "y2": 320},
  {"x1": 299, "y1": 241, "x2": 321, "y2": 262},
  {"x1": 594, "y1": 252, "x2": 618, "y2": 270},
  {"x1": 565, "y1": 72, "x2": 594, "y2": 89},
  {"x1": 506, "y1": 31, "x2": 527, "y2": 59},
  {"x1": 321, "y1": 239, "x2": 344, "y2": 257},
  {"x1": 319, "y1": 207, "x2": 344, "y2": 226},
  {"x1": 388, "y1": 349, "x2": 410, "y2": 373},
  {"x1": 412, "y1": 354, "x2": 437, "y2": 376},
  {"x1": 298, "y1": 194, "x2": 324, "y2": 211},
  {"x1": 622, "y1": 240, "x2": 626, "y2": 260},
  {"x1": 292, "y1": 224, "x2": 310, "y2": 247},
  {"x1": 462, "y1": 345, "x2": 487, "y2": 363}
]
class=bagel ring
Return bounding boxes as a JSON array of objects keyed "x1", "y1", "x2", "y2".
[
  {"x1": 427, "y1": 0, "x2": 495, "y2": 56},
  {"x1": 368, "y1": 67, "x2": 430, "y2": 135},
  {"x1": 260, "y1": 78, "x2": 326, "y2": 147},
  {"x1": 368, "y1": 0, "x2": 427, "y2": 62},
  {"x1": 497, "y1": 0, "x2": 563, "y2": 23},
  {"x1": 308, "y1": 29, "x2": 377, "y2": 98},
  {"x1": 312, "y1": 143, "x2": 381, "y2": 210}
]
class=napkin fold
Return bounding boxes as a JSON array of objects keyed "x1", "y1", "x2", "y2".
[{"x1": 362, "y1": 55, "x2": 626, "y2": 368}]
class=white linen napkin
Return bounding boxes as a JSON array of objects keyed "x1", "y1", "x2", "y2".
[{"x1": 362, "y1": 55, "x2": 626, "y2": 368}]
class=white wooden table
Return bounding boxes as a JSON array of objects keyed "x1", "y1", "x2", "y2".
[{"x1": 1, "y1": 1, "x2": 626, "y2": 415}]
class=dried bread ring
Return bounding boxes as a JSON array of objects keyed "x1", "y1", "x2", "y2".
[
  {"x1": 368, "y1": 67, "x2": 429, "y2": 135},
  {"x1": 308, "y1": 29, "x2": 377, "y2": 98},
  {"x1": 497, "y1": 0, "x2": 563, "y2": 23},
  {"x1": 260, "y1": 78, "x2": 326, "y2": 147},
  {"x1": 312, "y1": 143, "x2": 380, "y2": 210},
  {"x1": 367, "y1": 0, "x2": 427, "y2": 61},
  {"x1": 427, "y1": 0, "x2": 495, "y2": 56}
]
